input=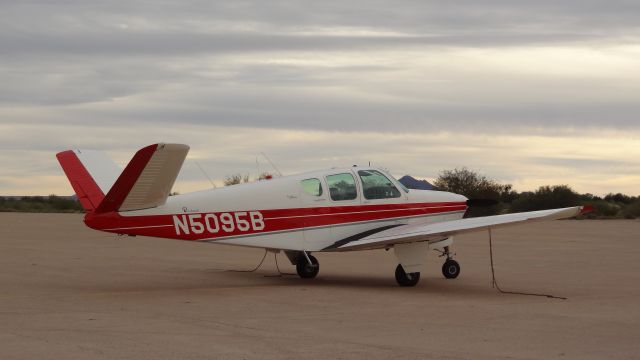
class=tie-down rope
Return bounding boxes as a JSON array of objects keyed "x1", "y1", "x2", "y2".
[{"x1": 488, "y1": 227, "x2": 567, "y2": 300}]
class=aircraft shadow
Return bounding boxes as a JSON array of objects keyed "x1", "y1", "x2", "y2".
[
  {"x1": 70, "y1": 267, "x2": 499, "y2": 299},
  {"x1": 212, "y1": 269, "x2": 500, "y2": 298}
]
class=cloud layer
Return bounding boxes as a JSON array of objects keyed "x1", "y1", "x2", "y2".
[{"x1": 1, "y1": 0, "x2": 639, "y2": 195}]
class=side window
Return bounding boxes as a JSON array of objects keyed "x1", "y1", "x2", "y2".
[
  {"x1": 326, "y1": 173, "x2": 358, "y2": 201},
  {"x1": 301, "y1": 178, "x2": 323, "y2": 196},
  {"x1": 358, "y1": 170, "x2": 401, "y2": 200}
]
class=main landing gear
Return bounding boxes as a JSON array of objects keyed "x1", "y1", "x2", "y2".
[
  {"x1": 395, "y1": 264, "x2": 420, "y2": 287},
  {"x1": 440, "y1": 246, "x2": 461, "y2": 279},
  {"x1": 393, "y1": 245, "x2": 461, "y2": 286},
  {"x1": 296, "y1": 251, "x2": 319, "y2": 279}
]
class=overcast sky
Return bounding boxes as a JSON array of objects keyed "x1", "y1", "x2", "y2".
[{"x1": 1, "y1": 0, "x2": 639, "y2": 196}]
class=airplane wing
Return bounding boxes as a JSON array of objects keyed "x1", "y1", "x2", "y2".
[{"x1": 329, "y1": 206, "x2": 589, "y2": 252}]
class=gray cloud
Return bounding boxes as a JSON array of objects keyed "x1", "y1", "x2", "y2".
[
  {"x1": 2, "y1": 1, "x2": 640, "y2": 58},
  {"x1": 5, "y1": 1, "x2": 640, "y2": 32},
  {"x1": 529, "y1": 157, "x2": 637, "y2": 170},
  {"x1": 1, "y1": 0, "x2": 639, "y2": 195}
]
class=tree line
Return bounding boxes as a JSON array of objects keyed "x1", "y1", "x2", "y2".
[
  {"x1": 2, "y1": 168, "x2": 637, "y2": 218},
  {"x1": 0, "y1": 195, "x2": 83, "y2": 213},
  {"x1": 434, "y1": 168, "x2": 640, "y2": 219}
]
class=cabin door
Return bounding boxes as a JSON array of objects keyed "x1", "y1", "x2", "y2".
[{"x1": 299, "y1": 177, "x2": 332, "y2": 250}]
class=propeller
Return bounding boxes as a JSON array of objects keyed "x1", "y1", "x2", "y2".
[{"x1": 466, "y1": 199, "x2": 499, "y2": 207}]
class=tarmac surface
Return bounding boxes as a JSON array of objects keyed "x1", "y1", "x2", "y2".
[{"x1": 1, "y1": 212, "x2": 639, "y2": 360}]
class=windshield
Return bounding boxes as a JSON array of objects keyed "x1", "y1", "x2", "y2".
[
  {"x1": 380, "y1": 169, "x2": 409, "y2": 193},
  {"x1": 358, "y1": 170, "x2": 402, "y2": 199}
]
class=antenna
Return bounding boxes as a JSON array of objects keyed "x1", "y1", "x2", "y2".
[
  {"x1": 260, "y1": 152, "x2": 283, "y2": 177},
  {"x1": 194, "y1": 160, "x2": 216, "y2": 189}
]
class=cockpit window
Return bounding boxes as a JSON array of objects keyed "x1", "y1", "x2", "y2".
[
  {"x1": 396, "y1": 179, "x2": 409, "y2": 193},
  {"x1": 383, "y1": 170, "x2": 409, "y2": 193},
  {"x1": 301, "y1": 178, "x2": 323, "y2": 196},
  {"x1": 326, "y1": 173, "x2": 358, "y2": 201},
  {"x1": 358, "y1": 170, "x2": 402, "y2": 199}
]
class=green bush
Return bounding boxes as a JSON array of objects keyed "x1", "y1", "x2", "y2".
[
  {"x1": 604, "y1": 193, "x2": 637, "y2": 205},
  {"x1": 510, "y1": 185, "x2": 581, "y2": 212},
  {"x1": 434, "y1": 168, "x2": 512, "y2": 217},
  {"x1": 0, "y1": 196, "x2": 83, "y2": 213},
  {"x1": 586, "y1": 200, "x2": 621, "y2": 218},
  {"x1": 621, "y1": 201, "x2": 640, "y2": 219}
]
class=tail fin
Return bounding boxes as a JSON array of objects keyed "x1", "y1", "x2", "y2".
[
  {"x1": 57, "y1": 143, "x2": 189, "y2": 213},
  {"x1": 56, "y1": 150, "x2": 121, "y2": 212},
  {"x1": 95, "y1": 143, "x2": 189, "y2": 213}
]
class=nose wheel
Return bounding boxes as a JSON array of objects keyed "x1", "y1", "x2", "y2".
[
  {"x1": 442, "y1": 259, "x2": 460, "y2": 279},
  {"x1": 439, "y1": 246, "x2": 461, "y2": 279}
]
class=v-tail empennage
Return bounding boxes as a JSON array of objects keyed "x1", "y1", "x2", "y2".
[{"x1": 56, "y1": 143, "x2": 190, "y2": 215}]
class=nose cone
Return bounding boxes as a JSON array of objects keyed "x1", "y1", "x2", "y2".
[
  {"x1": 449, "y1": 192, "x2": 468, "y2": 203},
  {"x1": 418, "y1": 189, "x2": 467, "y2": 204},
  {"x1": 434, "y1": 190, "x2": 467, "y2": 203}
]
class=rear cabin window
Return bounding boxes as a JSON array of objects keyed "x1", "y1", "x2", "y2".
[
  {"x1": 358, "y1": 170, "x2": 402, "y2": 200},
  {"x1": 326, "y1": 173, "x2": 358, "y2": 201},
  {"x1": 301, "y1": 178, "x2": 323, "y2": 196}
]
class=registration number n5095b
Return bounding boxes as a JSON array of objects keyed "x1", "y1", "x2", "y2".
[{"x1": 173, "y1": 211, "x2": 265, "y2": 235}]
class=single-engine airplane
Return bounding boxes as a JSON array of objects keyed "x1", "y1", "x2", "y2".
[{"x1": 57, "y1": 143, "x2": 590, "y2": 286}]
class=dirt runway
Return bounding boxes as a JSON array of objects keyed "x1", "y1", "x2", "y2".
[{"x1": 1, "y1": 213, "x2": 639, "y2": 359}]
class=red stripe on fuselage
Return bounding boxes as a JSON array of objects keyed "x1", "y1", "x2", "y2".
[{"x1": 84, "y1": 202, "x2": 467, "y2": 241}]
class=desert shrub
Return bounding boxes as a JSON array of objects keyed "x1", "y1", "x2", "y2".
[
  {"x1": 585, "y1": 200, "x2": 621, "y2": 218},
  {"x1": 510, "y1": 185, "x2": 581, "y2": 212},
  {"x1": 604, "y1": 193, "x2": 637, "y2": 205},
  {"x1": 434, "y1": 168, "x2": 513, "y2": 217},
  {"x1": 0, "y1": 196, "x2": 82, "y2": 213},
  {"x1": 621, "y1": 200, "x2": 640, "y2": 219},
  {"x1": 223, "y1": 174, "x2": 250, "y2": 186}
]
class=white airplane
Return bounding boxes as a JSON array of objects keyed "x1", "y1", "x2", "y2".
[{"x1": 57, "y1": 143, "x2": 590, "y2": 287}]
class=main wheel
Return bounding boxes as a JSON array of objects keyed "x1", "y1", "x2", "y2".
[
  {"x1": 442, "y1": 259, "x2": 460, "y2": 279},
  {"x1": 395, "y1": 264, "x2": 420, "y2": 287},
  {"x1": 296, "y1": 254, "x2": 319, "y2": 279}
]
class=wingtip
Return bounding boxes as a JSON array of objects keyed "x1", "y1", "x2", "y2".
[{"x1": 580, "y1": 204, "x2": 594, "y2": 215}]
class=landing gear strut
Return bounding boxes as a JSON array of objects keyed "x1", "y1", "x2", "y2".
[
  {"x1": 440, "y1": 246, "x2": 461, "y2": 279},
  {"x1": 296, "y1": 251, "x2": 319, "y2": 279},
  {"x1": 395, "y1": 264, "x2": 420, "y2": 287}
]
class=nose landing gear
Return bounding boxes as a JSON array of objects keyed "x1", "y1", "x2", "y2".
[
  {"x1": 442, "y1": 259, "x2": 460, "y2": 279},
  {"x1": 440, "y1": 246, "x2": 461, "y2": 279}
]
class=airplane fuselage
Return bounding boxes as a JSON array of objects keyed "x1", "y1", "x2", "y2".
[{"x1": 85, "y1": 167, "x2": 468, "y2": 251}]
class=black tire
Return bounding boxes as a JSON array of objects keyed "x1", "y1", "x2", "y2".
[
  {"x1": 296, "y1": 254, "x2": 319, "y2": 279},
  {"x1": 442, "y1": 259, "x2": 460, "y2": 279},
  {"x1": 395, "y1": 264, "x2": 420, "y2": 287}
]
